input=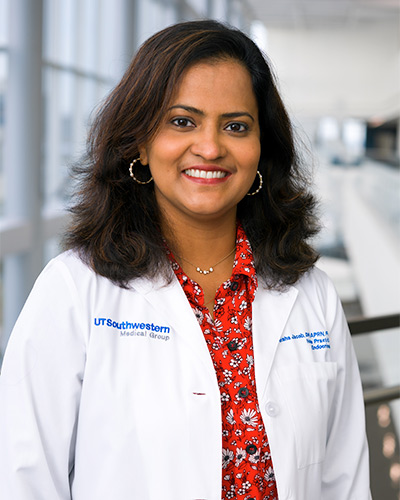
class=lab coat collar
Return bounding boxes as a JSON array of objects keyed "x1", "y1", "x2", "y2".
[{"x1": 131, "y1": 274, "x2": 218, "y2": 379}]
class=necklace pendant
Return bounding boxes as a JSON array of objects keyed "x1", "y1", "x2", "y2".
[
  {"x1": 196, "y1": 267, "x2": 214, "y2": 275},
  {"x1": 182, "y1": 246, "x2": 235, "y2": 276}
]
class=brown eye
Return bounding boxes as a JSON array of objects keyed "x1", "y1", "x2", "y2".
[
  {"x1": 226, "y1": 122, "x2": 248, "y2": 133},
  {"x1": 171, "y1": 117, "x2": 194, "y2": 128}
]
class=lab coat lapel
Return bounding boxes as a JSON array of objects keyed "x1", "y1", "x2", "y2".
[
  {"x1": 131, "y1": 275, "x2": 216, "y2": 372},
  {"x1": 252, "y1": 285, "x2": 298, "y2": 396}
]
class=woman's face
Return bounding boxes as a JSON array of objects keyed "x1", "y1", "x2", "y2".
[{"x1": 139, "y1": 59, "x2": 261, "y2": 226}]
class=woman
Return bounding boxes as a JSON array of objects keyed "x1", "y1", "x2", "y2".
[{"x1": 0, "y1": 20, "x2": 370, "y2": 500}]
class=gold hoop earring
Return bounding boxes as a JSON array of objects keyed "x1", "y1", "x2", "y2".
[
  {"x1": 129, "y1": 157, "x2": 153, "y2": 185},
  {"x1": 247, "y1": 170, "x2": 263, "y2": 196}
]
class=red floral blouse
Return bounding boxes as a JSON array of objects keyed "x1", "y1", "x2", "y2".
[{"x1": 169, "y1": 224, "x2": 278, "y2": 500}]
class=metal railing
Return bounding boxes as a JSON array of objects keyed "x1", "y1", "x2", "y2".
[
  {"x1": 348, "y1": 313, "x2": 400, "y2": 336},
  {"x1": 348, "y1": 313, "x2": 400, "y2": 406}
]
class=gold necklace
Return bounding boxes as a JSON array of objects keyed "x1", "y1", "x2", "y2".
[{"x1": 177, "y1": 246, "x2": 236, "y2": 275}]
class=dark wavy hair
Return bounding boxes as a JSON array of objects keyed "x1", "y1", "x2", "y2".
[{"x1": 64, "y1": 19, "x2": 319, "y2": 289}]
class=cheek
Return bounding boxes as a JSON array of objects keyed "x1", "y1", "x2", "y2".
[
  {"x1": 148, "y1": 133, "x2": 187, "y2": 164},
  {"x1": 243, "y1": 142, "x2": 261, "y2": 170},
  {"x1": 253, "y1": 147, "x2": 261, "y2": 167}
]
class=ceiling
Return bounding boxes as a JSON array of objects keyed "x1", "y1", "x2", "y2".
[{"x1": 247, "y1": 0, "x2": 400, "y2": 29}]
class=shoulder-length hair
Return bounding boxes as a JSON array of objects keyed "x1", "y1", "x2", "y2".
[{"x1": 64, "y1": 19, "x2": 319, "y2": 289}]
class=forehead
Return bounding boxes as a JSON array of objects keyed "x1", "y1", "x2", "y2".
[{"x1": 170, "y1": 59, "x2": 258, "y2": 113}]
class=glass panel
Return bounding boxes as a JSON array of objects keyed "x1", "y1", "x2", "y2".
[
  {"x1": 0, "y1": 51, "x2": 7, "y2": 217},
  {"x1": 43, "y1": 0, "x2": 55, "y2": 61},
  {"x1": 136, "y1": 0, "x2": 178, "y2": 48},
  {"x1": 98, "y1": 0, "x2": 127, "y2": 80},
  {"x1": 2, "y1": 0, "x2": 133, "y2": 358},
  {"x1": 76, "y1": 0, "x2": 99, "y2": 74},
  {"x1": 43, "y1": 68, "x2": 75, "y2": 209},
  {"x1": 44, "y1": 0, "x2": 78, "y2": 65},
  {"x1": 42, "y1": 67, "x2": 116, "y2": 210},
  {"x1": 44, "y1": 236, "x2": 63, "y2": 264},
  {"x1": 81, "y1": 78, "x2": 103, "y2": 128},
  {"x1": 186, "y1": 0, "x2": 207, "y2": 17},
  {"x1": 209, "y1": 0, "x2": 226, "y2": 19},
  {"x1": 57, "y1": 0, "x2": 78, "y2": 66},
  {"x1": 0, "y1": 0, "x2": 8, "y2": 46}
]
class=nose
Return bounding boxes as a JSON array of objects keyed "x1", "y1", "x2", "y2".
[{"x1": 190, "y1": 126, "x2": 226, "y2": 160}]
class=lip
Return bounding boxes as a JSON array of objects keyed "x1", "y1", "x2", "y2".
[{"x1": 181, "y1": 165, "x2": 232, "y2": 184}]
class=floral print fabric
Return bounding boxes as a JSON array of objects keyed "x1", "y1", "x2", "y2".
[{"x1": 169, "y1": 224, "x2": 278, "y2": 500}]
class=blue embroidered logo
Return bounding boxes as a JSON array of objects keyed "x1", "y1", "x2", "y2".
[
  {"x1": 94, "y1": 318, "x2": 171, "y2": 341},
  {"x1": 279, "y1": 330, "x2": 330, "y2": 350}
]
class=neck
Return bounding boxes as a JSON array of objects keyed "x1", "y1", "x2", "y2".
[
  {"x1": 161, "y1": 211, "x2": 239, "y2": 319},
  {"x1": 161, "y1": 212, "x2": 237, "y2": 272}
]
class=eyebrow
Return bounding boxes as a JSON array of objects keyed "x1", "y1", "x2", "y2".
[{"x1": 168, "y1": 104, "x2": 255, "y2": 122}]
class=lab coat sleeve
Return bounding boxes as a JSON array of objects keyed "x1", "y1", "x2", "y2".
[
  {"x1": 321, "y1": 276, "x2": 371, "y2": 499},
  {"x1": 0, "y1": 257, "x2": 87, "y2": 499}
]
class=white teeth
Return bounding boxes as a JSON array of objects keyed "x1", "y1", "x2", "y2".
[{"x1": 184, "y1": 168, "x2": 227, "y2": 179}]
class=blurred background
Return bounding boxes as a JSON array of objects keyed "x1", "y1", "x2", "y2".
[{"x1": 0, "y1": 0, "x2": 399, "y2": 497}]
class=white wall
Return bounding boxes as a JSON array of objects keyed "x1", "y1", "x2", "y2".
[{"x1": 266, "y1": 21, "x2": 399, "y2": 121}]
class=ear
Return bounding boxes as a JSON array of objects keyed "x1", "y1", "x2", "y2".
[{"x1": 138, "y1": 145, "x2": 149, "y2": 165}]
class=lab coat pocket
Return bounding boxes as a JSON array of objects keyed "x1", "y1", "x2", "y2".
[{"x1": 277, "y1": 362, "x2": 337, "y2": 469}]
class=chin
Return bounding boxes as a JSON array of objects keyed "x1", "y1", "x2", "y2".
[{"x1": 187, "y1": 205, "x2": 236, "y2": 220}]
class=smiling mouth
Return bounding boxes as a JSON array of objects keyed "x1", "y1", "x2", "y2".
[{"x1": 183, "y1": 168, "x2": 228, "y2": 179}]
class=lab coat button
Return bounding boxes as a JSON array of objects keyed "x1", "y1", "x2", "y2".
[
  {"x1": 238, "y1": 387, "x2": 249, "y2": 398},
  {"x1": 227, "y1": 340, "x2": 238, "y2": 351},
  {"x1": 265, "y1": 402, "x2": 279, "y2": 417}
]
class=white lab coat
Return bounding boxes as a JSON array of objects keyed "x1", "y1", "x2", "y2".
[{"x1": 0, "y1": 251, "x2": 371, "y2": 500}]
